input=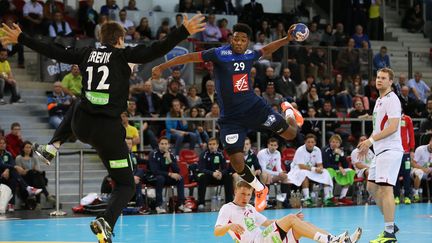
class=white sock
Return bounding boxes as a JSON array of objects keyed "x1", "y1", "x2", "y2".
[
  {"x1": 339, "y1": 186, "x2": 349, "y2": 199},
  {"x1": 249, "y1": 177, "x2": 264, "y2": 191},
  {"x1": 302, "y1": 188, "x2": 310, "y2": 199},
  {"x1": 313, "y1": 232, "x2": 330, "y2": 243},
  {"x1": 413, "y1": 189, "x2": 419, "y2": 196},
  {"x1": 323, "y1": 186, "x2": 332, "y2": 199},
  {"x1": 385, "y1": 222, "x2": 394, "y2": 234}
]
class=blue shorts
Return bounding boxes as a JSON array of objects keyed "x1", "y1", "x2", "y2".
[{"x1": 219, "y1": 99, "x2": 288, "y2": 153}]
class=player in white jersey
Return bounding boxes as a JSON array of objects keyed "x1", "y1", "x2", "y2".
[
  {"x1": 258, "y1": 138, "x2": 289, "y2": 185},
  {"x1": 357, "y1": 68, "x2": 403, "y2": 243},
  {"x1": 351, "y1": 135, "x2": 375, "y2": 179},
  {"x1": 214, "y1": 181, "x2": 362, "y2": 243},
  {"x1": 287, "y1": 134, "x2": 334, "y2": 207},
  {"x1": 411, "y1": 136, "x2": 432, "y2": 202}
]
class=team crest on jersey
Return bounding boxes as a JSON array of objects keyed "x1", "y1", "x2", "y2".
[
  {"x1": 220, "y1": 50, "x2": 232, "y2": 55},
  {"x1": 165, "y1": 46, "x2": 189, "y2": 72},
  {"x1": 263, "y1": 114, "x2": 276, "y2": 127},
  {"x1": 232, "y1": 74, "x2": 249, "y2": 92}
]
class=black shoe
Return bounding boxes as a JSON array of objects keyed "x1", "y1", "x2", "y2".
[
  {"x1": 33, "y1": 143, "x2": 57, "y2": 165},
  {"x1": 90, "y1": 218, "x2": 113, "y2": 243}
]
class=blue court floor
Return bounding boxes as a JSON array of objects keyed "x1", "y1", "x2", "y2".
[{"x1": 0, "y1": 203, "x2": 431, "y2": 243}]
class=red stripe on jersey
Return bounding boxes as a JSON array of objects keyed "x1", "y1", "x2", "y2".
[
  {"x1": 228, "y1": 220, "x2": 241, "y2": 240},
  {"x1": 380, "y1": 114, "x2": 388, "y2": 131},
  {"x1": 198, "y1": 52, "x2": 203, "y2": 62}
]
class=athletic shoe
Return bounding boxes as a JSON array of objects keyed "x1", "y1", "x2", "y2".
[
  {"x1": 197, "y1": 204, "x2": 205, "y2": 212},
  {"x1": 413, "y1": 194, "x2": 420, "y2": 203},
  {"x1": 369, "y1": 231, "x2": 397, "y2": 243},
  {"x1": 7, "y1": 204, "x2": 14, "y2": 212},
  {"x1": 376, "y1": 225, "x2": 399, "y2": 239},
  {"x1": 254, "y1": 186, "x2": 268, "y2": 212},
  {"x1": 394, "y1": 197, "x2": 400, "y2": 205},
  {"x1": 26, "y1": 186, "x2": 42, "y2": 196},
  {"x1": 324, "y1": 198, "x2": 336, "y2": 207},
  {"x1": 90, "y1": 217, "x2": 112, "y2": 243},
  {"x1": 329, "y1": 231, "x2": 349, "y2": 243},
  {"x1": 281, "y1": 101, "x2": 304, "y2": 127},
  {"x1": 348, "y1": 227, "x2": 362, "y2": 243},
  {"x1": 178, "y1": 204, "x2": 192, "y2": 213},
  {"x1": 156, "y1": 206, "x2": 167, "y2": 214},
  {"x1": 404, "y1": 197, "x2": 411, "y2": 204},
  {"x1": 339, "y1": 197, "x2": 354, "y2": 206},
  {"x1": 332, "y1": 197, "x2": 339, "y2": 205},
  {"x1": 33, "y1": 143, "x2": 57, "y2": 165}
]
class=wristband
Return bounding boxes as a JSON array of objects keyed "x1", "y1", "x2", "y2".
[
  {"x1": 311, "y1": 167, "x2": 317, "y2": 172},
  {"x1": 368, "y1": 137, "x2": 375, "y2": 144}
]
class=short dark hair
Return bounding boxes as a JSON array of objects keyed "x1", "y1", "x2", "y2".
[
  {"x1": 305, "y1": 133, "x2": 317, "y2": 142},
  {"x1": 10, "y1": 122, "x2": 20, "y2": 130},
  {"x1": 267, "y1": 137, "x2": 278, "y2": 144},
  {"x1": 233, "y1": 23, "x2": 252, "y2": 37},
  {"x1": 100, "y1": 21, "x2": 126, "y2": 46},
  {"x1": 158, "y1": 136, "x2": 169, "y2": 143},
  {"x1": 176, "y1": 13, "x2": 182, "y2": 18},
  {"x1": 208, "y1": 137, "x2": 219, "y2": 144}
]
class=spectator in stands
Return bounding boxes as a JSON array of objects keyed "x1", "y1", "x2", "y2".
[
  {"x1": 118, "y1": 9, "x2": 134, "y2": 40},
  {"x1": 394, "y1": 112, "x2": 415, "y2": 204},
  {"x1": 160, "y1": 80, "x2": 188, "y2": 116},
  {"x1": 255, "y1": 20, "x2": 271, "y2": 44},
  {"x1": 178, "y1": 0, "x2": 198, "y2": 13},
  {"x1": 5, "y1": 122, "x2": 23, "y2": 159},
  {"x1": 419, "y1": 97, "x2": 432, "y2": 118},
  {"x1": 48, "y1": 11, "x2": 74, "y2": 38},
  {"x1": 94, "y1": 14, "x2": 108, "y2": 41},
  {"x1": 218, "y1": 18, "x2": 232, "y2": 43},
  {"x1": 0, "y1": 18, "x2": 25, "y2": 68},
  {"x1": 287, "y1": 134, "x2": 335, "y2": 207},
  {"x1": 200, "y1": 0, "x2": 217, "y2": 14},
  {"x1": 165, "y1": 99, "x2": 199, "y2": 155},
  {"x1": 148, "y1": 137, "x2": 192, "y2": 214},
  {"x1": 399, "y1": 86, "x2": 418, "y2": 118},
  {"x1": 170, "y1": 14, "x2": 183, "y2": 31},
  {"x1": 126, "y1": 98, "x2": 141, "y2": 118},
  {"x1": 317, "y1": 76, "x2": 336, "y2": 107},
  {"x1": 349, "y1": 74, "x2": 369, "y2": 110},
  {"x1": 15, "y1": 141, "x2": 55, "y2": 205},
  {"x1": 121, "y1": 112, "x2": 140, "y2": 152},
  {"x1": 43, "y1": 0, "x2": 65, "y2": 24},
  {"x1": 200, "y1": 79, "x2": 218, "y2": 112},
  {"x1": 320, "y1": 24, "x2": 335, "y2": 46},
  {"x1": 78, "y1": 0, "x2": 99, "y2": 38},
  {"x1": 411, "y1": 136, "x2": 432, "y2": 202},
  {"x1": 240, "y1": 0, "x2": 264, "y2": 40},
  {"x1": 203, "y1": 14, "x2": 222, "y2": 42},
  {"x1": 334, "y1": 74, "x2": 353, "y2": 112},
  {"x1": 373, "y1": 46, "x2": 390, "y2": 74},
  {"x1": 368, "y1": 0, "x2": 383, "y2": 40},
  {"x1": 334, "y1": 23, "x2": 348, "y2": 47},
  {"x1": 319, "y1": 101, "x2": 340, "y2": 140},
  {"x1": 47, "y1": 82, "x2": 72, "y2": 129},
  {"x1": 128, "y1": 65, "x2": 143, "y2": 87},
  {"x1": 197, "y1": 137, "x2": 233, "y2": 210},
  {"x1": 336, "y1": 38, "x2": 360, "y2": 78},
  {"x1": 364, "y1": 78, "x2": 379, "y2": 110},
  {"x1": 167, "y1": 68, "x2": 187, "y2": 95},
  {"x1": 402, "y1": 2, "x2": 425, "y2": 33},
  {"x1": 134, "y1": 80, "x2": 161, "y2": 117},
  {"x1": 408, "y1": 71, "x2": 430, "y2": 105},
  {"x1": 275, "y1": 68, "x2": 297, "y2": 101},
  {"x1": 301, "y1": 107, "x2": 322, "y2": 142},
  {"x1": 186, "y1": 86, "x2": 202, "y2": 108},
  {"x1": 204, "y1": 103, "x2": 220, "y2": 136},
  {"x1": 100, "y1": 0, "x2": 119, "y2": 20},
  {"x1": 254, "y1": 87, "x2": 261, "y2": 97},
  {"x1": 22, "y1": 0, "x2": 44, "y2": 36},
  {"x1": 0, "y1": 137, "x2": 42, "y2": 211},
  {"x1": 0, "y1": 48, "x2": 22, "y2": 104},
  {"x1": 271, "y1": 22, "x2": 286, "y2": 42},
  {"x1": 187, "y1": 106, "x2": 209, "y2": 149},
  {"x1": 127, "y1": 98, "x2": 158, "y2": 150},
  {"x1": 358, "y1": 40, "x2": 371, "y2": 77},
  {"x1": 297, "y1": 46, "x2": 317, "y2": 83},
  {"x1": 61, "y1": 64, "x2": 82, "y2": 98},
  {"x1": 350, "y1": 135, "x2": 373, "y2": 181},
  {"x1": 352, "y1": 25, "x2": 370, "y2": 48},
  {"x1": 305, "y1": 22, "x2": 322, "y2": 46},
  {"x1": 349, "y1": 99, "x2": 372, "y2": 140},
  {"x1": 262, "y1": 82, "x2": 283, "y2": 106},
  {"x1": 232, "y1": 137, "x2": 262, "y2": 185},
  {"x1": 393, "y1": 73, "x2": 407, "y2": 97},
  {"x1": 215, "y1": 0, "x2": 236, "y2": 15},
  {"x1": 298, "y1": 75, "x2": 317, "y2": 99},
  {"x1": 201, "y1": 62, "x2": 215, "y2": 91},
  {"x1": 149, "y1": 74, "x2": 167, "y2": 98},
  {"x1": 123, "y1": 0, "x2": 138, "y2": 11},
  {"x1": 322, "y1": 134, "x2": 355, "y2": 205},
  {"x1": 253, "y1": 36, "x2": 282, "y2": 78},
  {"x1": 136, "y1": 17, "x2": 153, "y2": 40}
]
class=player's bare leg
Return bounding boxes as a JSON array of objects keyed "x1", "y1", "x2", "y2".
[{"x1": 367, "y1": 182, "x2": 384, "y2": 214}]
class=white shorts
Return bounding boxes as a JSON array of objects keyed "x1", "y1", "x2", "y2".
[
  {"x1": 368, "y1": 150, "x2": 403, "y2": 186},
  {"x1": 287, "y1": 169, "x2": 307, "y2": 187},
  {"x1": 304, "y1": 169, "x2": 333, "y2": 188},
  {"x1": 410, "y1": 168, "x2": 429, "y2": 180},
  {"x1": 355, "y1": 168, "x2": 368, "y2": 179},
  {"x1": 254, "y1": 222, "x2": 297, "y2": 243}
]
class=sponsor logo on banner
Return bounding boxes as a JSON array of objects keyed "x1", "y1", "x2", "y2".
[
  {"x1": 165, "y1": 46, "x2": 189, "y2": 72},
  {"x1": 225, "y1": 134, "x2": 239, "y2": 144},
  {"x1": 232, "y1": 73, "x2": 249, "y2": 92}
]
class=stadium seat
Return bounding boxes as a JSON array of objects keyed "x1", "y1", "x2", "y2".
[
  {"x1": 281, "y1": 147, "x2": 296, "y2": 170},
  {"x1": 179, "y1": 149, "x2": 199, "y2": 164},
  {"x1": 178, "y1": 162, "x2": 198, "y2": 189}
]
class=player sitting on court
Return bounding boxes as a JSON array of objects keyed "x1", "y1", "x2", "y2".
[
  {"x1": 411, "y1": 136, "x2": 432, "y2": 202},
  {"x1": 287, "y1": 134, "x2": 334, "y2": 207},
  {"x1": 214, "y1": 180, "x2": 362, "y2": 243}
]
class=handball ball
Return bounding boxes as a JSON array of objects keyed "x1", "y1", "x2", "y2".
[{"x1": 291, "y1": 23, "x2": 309, "y2": 42}]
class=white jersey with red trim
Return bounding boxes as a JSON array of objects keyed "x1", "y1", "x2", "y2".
[
  {"x1": 372, "y1": 91, "x2": 403, "y2": 154},
  {"x1": 215, "y1": 202, "x2": 267, "y2": 243}
]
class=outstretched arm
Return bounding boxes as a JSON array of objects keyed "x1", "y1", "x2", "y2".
[
  {"x1": 152, "y1": 52, "x2": 202, "y2": 78},
  {"x1": 260, "y1": 26, "x2": 294, "y2": 57}
]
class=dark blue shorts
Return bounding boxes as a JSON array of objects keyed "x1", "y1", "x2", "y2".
[{"x1": 219, "y1": 99, "x2": 288, "y2": 153}]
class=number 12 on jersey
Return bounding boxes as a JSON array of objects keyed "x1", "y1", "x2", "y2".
[{"x1": 86, "y1": 66, "x2": 110, "y2": 90}]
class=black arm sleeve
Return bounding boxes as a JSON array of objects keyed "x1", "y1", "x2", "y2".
[
  {"x1": 123, "y1": 25, "x2": 190, "y2": 63},
  {"x1": 18, "y1": 33, "x2": 88, "y2": 64}
]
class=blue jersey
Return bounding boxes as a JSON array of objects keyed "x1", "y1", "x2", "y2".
[{"x1": 200, "y1": 45, "x2": 262, "y2": 118}]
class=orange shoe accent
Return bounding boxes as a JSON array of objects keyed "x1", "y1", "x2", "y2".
[
  {"x1": 281, "y1": 102, "x2": 304, "y2": 127},
  {"x1": 254, "y1": 186, "x2": 268, "y2": 212}
]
